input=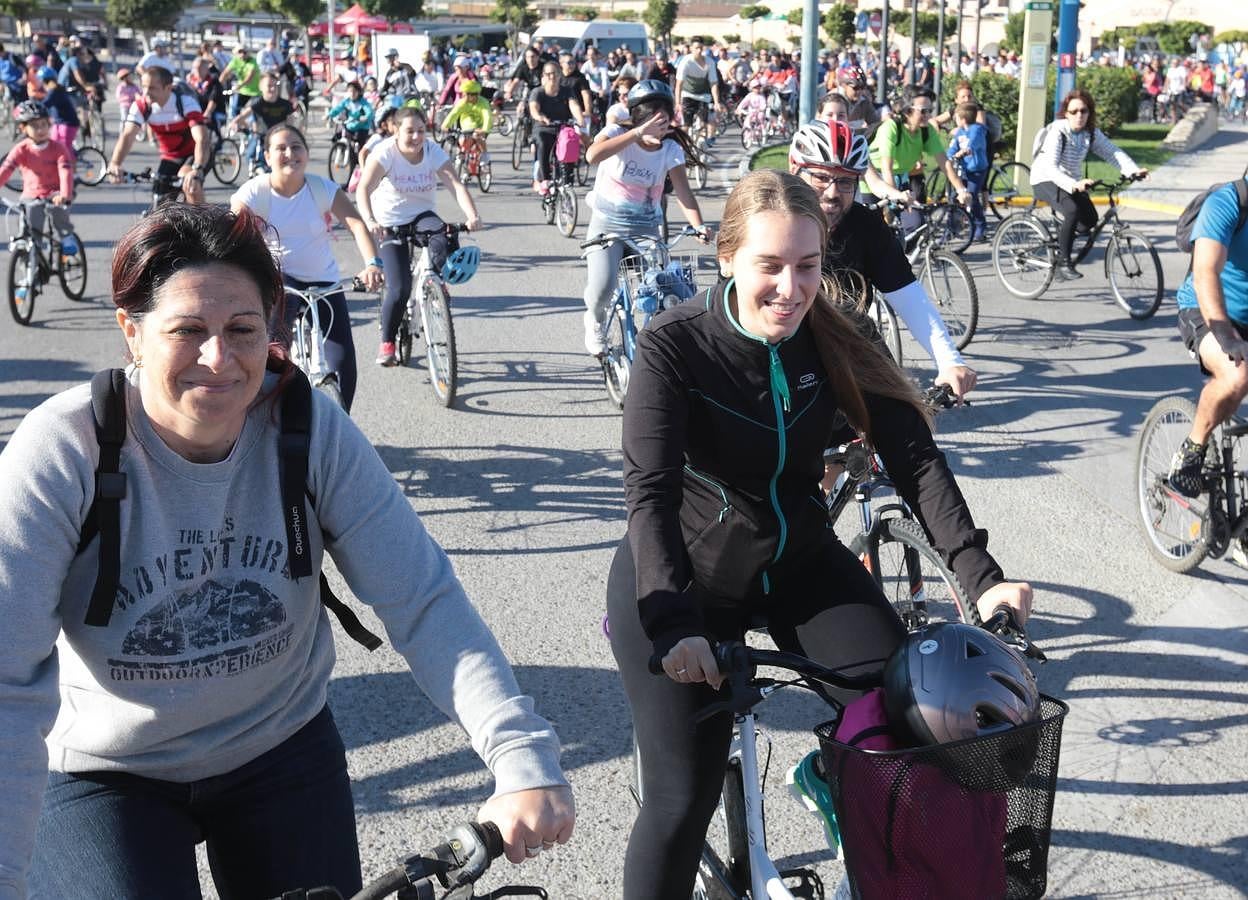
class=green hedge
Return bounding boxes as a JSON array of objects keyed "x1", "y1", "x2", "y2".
[{"x1": 941, "y1": 66, "x2": 1141, "y2": 153}]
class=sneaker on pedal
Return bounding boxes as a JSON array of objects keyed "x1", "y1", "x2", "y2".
[
  {"x1": 375, "y1": 341, "x2": 398, "y2": 367},
  {"x1": 584, "y1": 313, "x2": 608, "y2": 356},
  {"x1": 1168, "y1": 437, "x2": 1206, "y2": 498},
  {"x1": 1053, "y1": 262, "x2": 1082, "y2": 281},
  {"x1": 786, "y1": 750, "x2": 841, "y2": 856},
  {"x1": 60, "y1": 235, "x2": 79, "y2": 256}
]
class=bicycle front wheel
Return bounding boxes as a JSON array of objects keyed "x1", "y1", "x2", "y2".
[
  {"x1": 511, "y1": 123, "x2": 525, "y2": 170},
  {"x1": 576, "y1": 154, "x2": 589, "y2": 186},
  {"x1": 855, "y1": 517, "x2": 975, "y2": 628},
  {"x1": 1106, "y1": 228, "x2": 1164, "y2": 320},
  {"x1": 992, "y1": 213, "x2": 1054, "y2": 299},
  {"x1": 868, "y1": 293, "x2": 903, "y2": 366},
  {"x1": 923, "y1": 249, "x2": 979, "y2": 350},
  {"x1": 7, "y1": 246, "x2": 36, "y2": 325},
  {"x1": 602, "y1": 305, "x2": 630, "y2": 410},
  {"x1": 75, "y1": 146, "x2": 107, "y2": 186},
  {"x1": 556, "y1": 186, "x2": 578, "y2": 237},
  {"x1": 688, "y1": 159, "x2": 707, "y2": 191},
  {"x1": 1136, "y1": 396, "x2": 1211, "y2": 573},
  {"x1": 57, "y1": 233, "x2": 89, "y2": 300},
  {"x1": 213, "y1": 137, "x2": 242, "y2": 185},
  {"x1": 987, "y1": 161, "x2": 1031, "y2": 219},
  {"x1": 478, "y1": 161, "x2": 493, "y2": 193},
  {"x1": 419, "y1": 277, "x2": 457, "y2": 407},
  {"x1": 328, "y1": 140, "x2": 353, "y2": 187},
  {"x1": 930, "y1": 201, "x2": 973, "y2": 255},
  {"x1": 496, "y1": 112, "x2": 514, "y2": 137}
]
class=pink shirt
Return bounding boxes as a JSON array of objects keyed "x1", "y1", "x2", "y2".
[
  {"x1": 0, "y1": 138, "x2": 74, "y2": 201},
  {"x1": 116, "y1": 81, "x2": 141, "y2": 110}
]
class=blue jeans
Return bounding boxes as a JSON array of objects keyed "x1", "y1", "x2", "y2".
[
  {"x1": 962, "y1": 169, "x2": 988, "y2": 232},
  {"x1": 29, "y1": 706, "x2": 362, "y2": 900}
]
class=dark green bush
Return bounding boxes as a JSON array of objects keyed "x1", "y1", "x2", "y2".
[
  {"x1": 941, "y1": 71, "x2": 1020, "y2": 146},
  {"x1": 1075, "y1": 66, "x2": 1141, "y2": 132}
]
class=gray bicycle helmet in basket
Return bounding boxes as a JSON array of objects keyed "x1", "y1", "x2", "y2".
[{"x1": 883, "y1": 621, "x2": 1040, "y2": 747}]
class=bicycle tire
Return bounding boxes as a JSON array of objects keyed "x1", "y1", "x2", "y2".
[
  {"x1": 992, "y1": 213, "x2": 1054, "y2": 300},
  {"x1": 478, "y1": 161, "x2": 493, "y2": 193},
  {"x1": 7, "y1": 246, "x2": 36, "y2": 325},
  {"x1": 511, "y1": 122, "x2": 525, "y2": 170},
  {"x1": 455, "y1": 154, "x2": 469, "y2": 184},
  {"x1": 868, "y1": 293, "x2": 903, "y2": 366},
  {"x1": 602, "y1": 305, "x2": 630, "y2": 409},
  {"x1": 688, "y1": 159, "x2": 707, "y2": 191},
  {"x1": 987, "y1": 161, "x2": 1031, "y2": 220},
  {"x1": 57, "y1": 233, "x2": 89, "y2": 301},
  {"x1": 1106, "y1": 228, "x2": 1164, "y2": 320},
  {"x1": 556, "y1": 185, "x2": 578, "y2": 237},
  {"x1": 213, "y1": 137, "x2": 243, "y2": 185},
  {"x1": 1136, "y1": 396, "x2": 1211, "y2": 573},
  {"x1": 543, "y1": 193, "x2": 556, "y2": 225},
  {"x1": 397, "y1": 300, "x2": 415, "y2": 366},
  {"x1": 328, "y1": 140, "x2": 353, "y2": 188},
  {"x1": 496, "y1": 112, "x2": 514, "y2": 137},
  {"x1": 922, "y1": 248, "x2": 978, "y2": 350},
  {"x1": 576, "y1": 153, "x2": 589, "y2": 186},
  {"x1": 74, "y1": 147, "x2": 107, "y2": 186},
  {"x1": 289, "y1": 101, "x2": 307, "y2": 133},
  {"x1": 853, "y1": 516, "x2": 976, "y2": 628},
  {"x1": 316, "y1": 374, "x2": 346, "y2": 410},
  {"x1": 924, "y1": 169, "x2": 948, "y2": 204},
  {"x1": 419, "y1": 277, "x2": 457, "y2": 407}
]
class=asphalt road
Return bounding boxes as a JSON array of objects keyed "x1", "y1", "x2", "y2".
[{"x1": 0, "y1": 117, "x2": 1245, "y2": 899}]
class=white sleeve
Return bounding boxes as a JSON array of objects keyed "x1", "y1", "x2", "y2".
[{"x1": 881, "y1": 279, "x2": 965, "y2": 371}]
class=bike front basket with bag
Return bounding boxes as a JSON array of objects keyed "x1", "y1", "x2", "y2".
[{"x1": 816, "y1": 695, "x2": 1068, "y2": 900}]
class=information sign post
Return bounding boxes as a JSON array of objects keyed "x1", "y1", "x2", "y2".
[{"x1": 1015, "y1": 0, "x2": 1054, "y2": 178}]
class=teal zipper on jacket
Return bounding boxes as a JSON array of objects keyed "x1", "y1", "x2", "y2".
[{"x1": 721, "y1": 279, "x2": 792, "y2": 582}]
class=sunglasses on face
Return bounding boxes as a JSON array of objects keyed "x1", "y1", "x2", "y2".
[
  {"x1": 801, "y1": 168, "x2": 857, "y2": 192},
  {"x1": 1066, "y1": 106, "x2": 1089, "y2": 115}
]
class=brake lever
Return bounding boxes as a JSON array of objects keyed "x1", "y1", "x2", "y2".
[
  {"x1": 985, "y1": 606, "x2": 1047, "y2": 662},
  {"x1": 693, "y1": 685, "x2": 764, "y2": 723}
]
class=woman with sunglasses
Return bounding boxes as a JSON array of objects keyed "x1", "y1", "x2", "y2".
[{"x1": 1030, "y1": 89, "x2": 1147, "y2": 281}]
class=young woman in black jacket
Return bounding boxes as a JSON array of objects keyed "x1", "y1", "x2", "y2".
[{"x1": 606, "y1": 170, "x2": 1032, "y2": 899}]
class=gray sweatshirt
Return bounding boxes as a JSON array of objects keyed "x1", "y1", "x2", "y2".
[{"x1": 0, "y1": 372, "x2": 566, "y2": 899}]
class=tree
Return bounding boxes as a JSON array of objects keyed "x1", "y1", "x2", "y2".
[
  {"x1": 740, "y1": 4, "x2": 770, "y2": 48},
  {"x1": 892, "y1": 10, "x2": 956, "y2": 46},
  {"x1": 642, "y1": 0, "x2": 678, "y2": 46},
  {"x1": 491, "y1": 0, "x2": 538, "y2": 49},
  {"x1": 822, "y1": 4, "x2": 856, "y2": 50},
  {"x1": 785, "y1": 8, "x2": 802, "y2": 27},
  {"x1": 361, "y1": 0, "x2": 423, "y2": 19},
  {"x1": 566, "y1": 5, "x2": 597, "y2": 21},
  {"x1": 1001, "y1": 11, "x2": 1025, "y2": 53},
  {"x1": 106, "y1": 0, "x2": 187, "y2": 32},
  {"x1": 613, "y1": 10, "x2": 638, "y2": 22},
  {"x1": 722, "y1": 33, "x2": 741, "y2": 45},
  {"x1": 218, "y1": 0, "x2": 321, "y2": 27}
]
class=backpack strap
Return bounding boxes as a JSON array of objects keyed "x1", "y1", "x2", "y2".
[
  {"x1": 279, "y1": 370, "x2": 382, "y2": 651},
  {"x1": 1233, "y1": 179, "x2": 1248, "y2": 237},
  {"x1": 82, "y1": 369, "x2": 129, "y2": 628}
]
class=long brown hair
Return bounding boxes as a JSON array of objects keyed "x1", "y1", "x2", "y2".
[
  {"x1": 718, "y1": 171, "x2": 932, "y2": 439},
  {"x1": 1060, "y1": 88, "x2": 1097, "y2": 132}
]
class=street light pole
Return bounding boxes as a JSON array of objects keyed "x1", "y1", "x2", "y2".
[
  {"x1": 935, "y1": 0, "x2": 946, "y2": 109},
  {"x1": 877, "y1": 1, "x2": 891, "y2": 106},
  {"x1": 910, "y1": 0, "x2": 919, "y2": 81},
  {"x1": 327, "y1": 0, "x2": 335, "y2": 85}
]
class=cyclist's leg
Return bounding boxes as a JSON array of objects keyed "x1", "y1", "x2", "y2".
[
  {"x1": 377, "y1": 231, "x2": 413, "y2": 343},
  {"x1": 582, "y1": 212, "x2": 631, "y2": 355},
  {"x1": 48, "y1": 203, "x2": 74, "y2": 246},
  {"x1": 1185, "y1": 309, "x2": 1248, "y2": 445},
  {"x1": 535, "y1": 127, "x2": 557, "y2": 185},
  {"x1": 200, "y1": 706, "x2": 362, "y2": 900},
  {"x1": 28, "y1": 770, "x2": 203, "y2": 898},
  {"x1": 607, "y1": 539, "x2": 740, "y2": 900},
  {"x1": 1032, "y1": 181, "x2": 1079, "y2": 267},
  {"x1": 320, "y1": 287, "x2": 358, "y2": 410},
  {"x1": 155, "y1": 158, "x2": 185, "y2": 205}
]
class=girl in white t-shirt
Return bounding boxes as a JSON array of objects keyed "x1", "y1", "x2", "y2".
[
  {"x1": 230, "y1": 123, "x2": 384, "y2": 411},
  {"x1": 356, "y1": 106, "x2": 481, "y2": 367},
  {"x1": 581, "y1": 79, "x2": 711, "y2": 357}
]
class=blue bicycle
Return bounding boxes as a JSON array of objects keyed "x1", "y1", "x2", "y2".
[{"x1": 579, "y1": 226, "x2": 709, "y2": 409}]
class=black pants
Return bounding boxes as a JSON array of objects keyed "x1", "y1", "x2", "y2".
[
  {"x1": 607, "y1": 534, "x2": 906, "y2": 900},
  {"x1": 377, "y1": 212, "x2": 447, "y2": 343},
  {"x1": 283, "y1": 275, "x2": 358, "y2": 411},
  {"x1": 1033, "y1": 181, "x2": 1097, "y2": 265},
  {"x1": 535, "y1": 126, "x2": 560, "y2": 183}
]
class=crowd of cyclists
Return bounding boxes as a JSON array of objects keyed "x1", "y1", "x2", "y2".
[{"x1": 5, "y1": 22, "x2": 1238, "y2": 900}]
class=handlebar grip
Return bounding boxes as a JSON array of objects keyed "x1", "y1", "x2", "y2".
[
  {"x1": 647, "y1": 653, "x2": 664, "y2": 675},
  {"x1": 475, "y1": 821, "x2": 505, "y2": 861}
]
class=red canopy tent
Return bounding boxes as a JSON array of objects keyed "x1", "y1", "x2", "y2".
[{"x1": 333, "y1": 4, "x2": 391, "y2": 35}]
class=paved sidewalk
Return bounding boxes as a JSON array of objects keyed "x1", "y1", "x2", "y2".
[{"x1": 1122, "y1": 120, "x2": 1248, "y2": 215}]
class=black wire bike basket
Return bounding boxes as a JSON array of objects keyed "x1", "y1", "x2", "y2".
[{"x1": 815, "y1": 695, "x2": 1068, "y2": 900}]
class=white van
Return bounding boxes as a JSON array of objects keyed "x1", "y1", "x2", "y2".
[{"x1": 530, "y1": 20, "x2": 650, "y2": 57}]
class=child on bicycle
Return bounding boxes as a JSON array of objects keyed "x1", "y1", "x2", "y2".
[
  {"x1": 946, "y1": 101, "x2": 990, "y2": 241},
  {"x1": 733, "y1": 79, "x2": 768, "y2": 135},
  {"x1": 439, "y1": 77, "x2": 493, "y2": 164},
  {"x1": 114, "y1": 67, "x2": 139, "y2": 132},
  {"x1": 1029, "y1": 89, "x2": 1148, "y2": 281},
  {"x1": 328, "y1": 78, "x2": 374, "y2": 154},
  {"x1": 0, "y1": 100, "x2": 77, "y2": 255},
  {"x1": 355, "y1": 105, "x2": 481, "y2": 367},
  {"x1": 580, "y1": 79, "x2": 709, "y2": 358},
  {"x1": 39, "y1": 66, "x2": 80, "y2": 157}
]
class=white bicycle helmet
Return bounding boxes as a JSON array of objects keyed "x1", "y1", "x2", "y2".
[{"x1": 789, "y1": 119, "x2": 870, "y2": 174}]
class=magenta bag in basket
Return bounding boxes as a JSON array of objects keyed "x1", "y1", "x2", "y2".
[
  {"x1": 831, "y1": 688, "x2": 1008, "y2": 900},
  {"x1": 555, "y1": 125, "x2": 580, "y2": 164}
]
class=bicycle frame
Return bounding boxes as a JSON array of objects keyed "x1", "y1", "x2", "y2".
[{"x1": 285, "y1": 281, "x2": 351, "y2": 388}]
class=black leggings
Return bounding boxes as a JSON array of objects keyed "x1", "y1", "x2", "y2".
[
  {"x1": 607, "y1": 535, "x2": 906, "y2": 900},
  {"x1": 535, "y1": 126, "x2": 560, "y2": 182},
  {"x1": 1033, "y1": 181, "x2": 1097, "y2": 264},
  {"x1": 283, "y1": 275, "x2": 358, "y2": 411},
  {"x1": 377, "y1": 212, "x2": 447, "y2": 343}
]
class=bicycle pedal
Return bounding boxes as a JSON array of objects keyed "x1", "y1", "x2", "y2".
[{"x1": 778, "y1": 868, "x2": 824, "y2": 900}]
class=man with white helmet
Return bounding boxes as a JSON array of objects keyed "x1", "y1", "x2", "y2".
[{"x1": 789, "y1": 119, "x2": 976, "y2": 400}]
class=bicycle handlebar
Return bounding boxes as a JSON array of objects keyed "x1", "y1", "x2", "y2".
[
  {"x1": 349, "y1": 821, "x2": 508, "y2": 900},
  {"x1": 579, "y1": 225, "x2": 708, "y2": 253},
  {"x1": 983, "y1": 606, "x2": 1046, "y2": 662}
]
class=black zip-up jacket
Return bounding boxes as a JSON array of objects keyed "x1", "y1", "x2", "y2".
[{"x1": 623, "y1": 280, "x2": 1005, "y2": 657}]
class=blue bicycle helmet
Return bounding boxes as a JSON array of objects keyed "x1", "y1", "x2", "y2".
[
  {"x1": 36, "y1": 65, "x2": 57, "y2": 83},
  {"x1": 626, "y1": 78, "x2": 674, "y2": 115},
  {"x1": 441, "y1": 245, "x2": 480, "y2": 284}
]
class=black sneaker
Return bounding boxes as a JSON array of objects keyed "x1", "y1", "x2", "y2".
[
  {"x1": 1053, "y1": 265, "x2": 1083, "y2": 281},
  {"x1": 1168, "y1": 438, "x2": 1207, "y2": 498}
]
